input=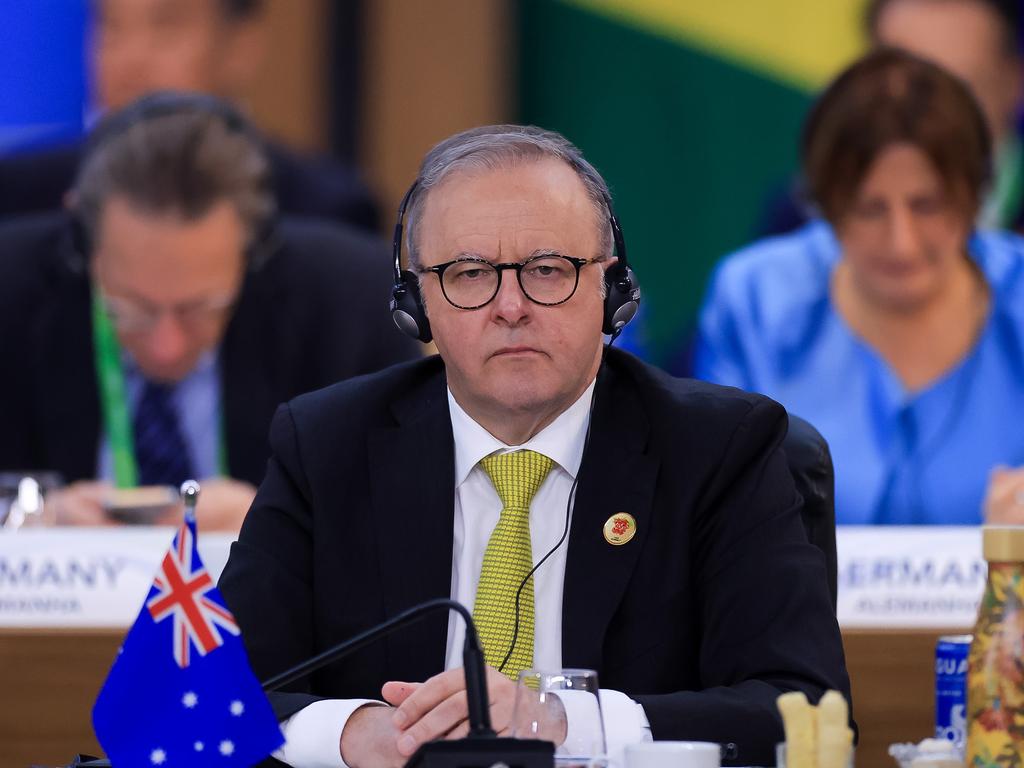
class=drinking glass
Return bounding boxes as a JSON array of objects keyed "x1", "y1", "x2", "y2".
[
  {"x1": 512, "y1": 668, "x2": 607, "y2": 768},
  {"x1": 0, "y1": 472, "x2": 62, "y2": 529},
  {"x1": 776, "y1": 743, "x2": 855, "y2": 767}
]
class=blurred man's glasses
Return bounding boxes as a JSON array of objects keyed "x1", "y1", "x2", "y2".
[
  {"x1": 99, "y1": 291, "x2": 238, "y2": 334},
  {"x1": 419, "y1": 254, "x2": 600, "y2": 310}
]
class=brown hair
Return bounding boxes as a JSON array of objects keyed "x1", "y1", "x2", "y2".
[
  {"x1": 801, "y1": 47, "x2": 992, "y2": 224},
  {"x1": 74, "y1": 96, "x2": 274, "y2": 249}
]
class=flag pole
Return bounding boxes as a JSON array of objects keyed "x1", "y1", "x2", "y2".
[{"x1": 180, "y1": 479, "x2": 200, "y2": 524}]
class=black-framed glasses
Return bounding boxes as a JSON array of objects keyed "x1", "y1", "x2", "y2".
[
  {"x1": 420, "y1": 254, "x2": 600, "y2": 310},
  {"x1": 98, "y1": 290, "x2": 238, "y2": 334}
]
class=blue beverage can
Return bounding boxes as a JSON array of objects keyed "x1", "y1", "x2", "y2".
[{"x1": 935, "y1": 634, "x2": 970, "y2": 748}]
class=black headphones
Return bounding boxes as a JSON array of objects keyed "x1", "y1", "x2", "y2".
[
  {"x1": 68, "y1": 91, "x2": 279, "y2": 271},
  {"x1": 389, "y1": 177, "x2": 640, "y2": 343}
]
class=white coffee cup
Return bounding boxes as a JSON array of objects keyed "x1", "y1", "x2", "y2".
[{"x1": 625, "y1": 741, "x2": 721, "y2": 768}]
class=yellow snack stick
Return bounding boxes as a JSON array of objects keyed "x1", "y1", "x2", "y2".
[
  {"x1": 817, "y1": 690, "x2": 851, "y2": 768},
  {"x1": 777, "y1": 691, "x2": 816, "y2": 768}
]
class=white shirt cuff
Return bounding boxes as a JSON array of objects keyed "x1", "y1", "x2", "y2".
[
  {"x1": 559, "y1": 688, "x2": 651, "y2": 768},
  {"x1": 274, "y1": 698, "x2": 383, "y2": 768}
]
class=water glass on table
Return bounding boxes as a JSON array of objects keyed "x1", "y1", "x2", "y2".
[{"x1": 512, "y1": 668, "x2": 607, "y2": 767}]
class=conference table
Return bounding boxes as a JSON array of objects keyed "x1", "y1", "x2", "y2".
[
  {"x1": 0, "y1": 627, "x2": 948, "y2": 767},
  {"x1": 0, "y1": 527, "x2": 979, "y2": 767}
]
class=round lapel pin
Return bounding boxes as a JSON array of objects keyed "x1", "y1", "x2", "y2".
[{"x1": 603, "y1": 513, "x2": 637, "y2": 546}]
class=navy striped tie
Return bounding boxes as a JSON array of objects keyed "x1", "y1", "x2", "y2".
[{"x1": 133, "y1": 380, "x2": 195, "y2": 487}]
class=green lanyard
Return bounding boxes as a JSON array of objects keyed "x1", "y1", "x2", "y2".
[
  {"x1": 91, "y1": 291, "x2": 228, "y2": 487},
  {"x1": 997, "y1": 138, "x2": 1024, "y2": 229}
]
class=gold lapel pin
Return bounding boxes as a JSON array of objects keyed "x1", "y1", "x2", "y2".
[{"x1": 603, "y1": 513, "x2": 637, "y2": 546}]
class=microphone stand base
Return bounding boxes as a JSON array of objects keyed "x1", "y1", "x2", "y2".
[{"x1": 404, "y1": 737, "x2": 555, "y2": 768}]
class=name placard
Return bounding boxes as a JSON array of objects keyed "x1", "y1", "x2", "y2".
[
  {"x1": 0, "y1": 529, "x2": 234, "y2": 627},
  {"x1": 0, "y1": 526, "x2": 987, "y2": 629},
  {"x1": 836, "y1": 526, "x2": 983, "y2": 629}
]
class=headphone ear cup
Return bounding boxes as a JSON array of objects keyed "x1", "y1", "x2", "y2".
[
  {"x1": 245, "y1": 213, "x2": 282, "y2": 272},
  {"x1": 390, "y1": 269, "x2": 432, "y2": 342},
  {"x1": 65, "y1": 212, "x2": 90, "y2": 274},
  {"x1": 602, "y1": 264, "x2": 641, "y2": 335}
]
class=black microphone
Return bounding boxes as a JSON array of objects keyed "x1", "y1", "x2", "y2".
[
  {"x1": 263, "y1": 597, "x2": 554, "y2": 768},
  {"x1": 262, "y1": 598, "x2": 493, "y2": 737},
  {"x1": 65, "y1": 599, "x2": 553, "y2": 768}
]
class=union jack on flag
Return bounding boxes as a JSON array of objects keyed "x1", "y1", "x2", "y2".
[
  {"x1": 147, "y1": 521, "x2": 239, "y2": 668},
  {"x1": 93, "y1": 509, "x2": 283, "y2": 767}
]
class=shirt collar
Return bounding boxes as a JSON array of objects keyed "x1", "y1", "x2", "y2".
[
  {"x1": 448, "y1": 378, "x2": 597, "y2": 488},
  {"x1": 121, "y1": 347, "x2": 219, "y2": 386}
]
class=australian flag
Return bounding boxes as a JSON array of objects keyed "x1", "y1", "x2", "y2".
[{"x1": 93, "y1": 512, "x2": 284, "y2": 767}]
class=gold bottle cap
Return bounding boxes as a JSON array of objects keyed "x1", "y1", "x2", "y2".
[{"x1": 982, "y1": 526, "x2": 1024, "y2": 562}]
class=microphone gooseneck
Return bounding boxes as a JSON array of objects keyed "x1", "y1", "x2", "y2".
[{"x1": 261, "y1": 597, "x2": 495, "y2": 738}]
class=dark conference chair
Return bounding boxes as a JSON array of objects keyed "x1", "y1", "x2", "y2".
[{"x1": 784, "y1": 414, "x2": 838, "y2": 610}]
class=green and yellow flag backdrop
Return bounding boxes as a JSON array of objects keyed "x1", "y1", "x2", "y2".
[{"x1": 518, "y1": 0, "x2": 868, "y2": 366}]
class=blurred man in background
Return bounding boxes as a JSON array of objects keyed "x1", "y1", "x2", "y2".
[
  {"x1": 0, "y1": 94, "x2": 418, "y2": 531},
  {"x1": 761, "y1": 0, "x2": 1023, "y2": 235},
  {"x1": 0, "y1": 0, "x2": 379, "y2": 231},
  {"x1": 871, "y1": 0, "x2": 1023, "y2": 228}
]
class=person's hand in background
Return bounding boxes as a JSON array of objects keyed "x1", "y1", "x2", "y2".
[
  {"x1": 188, "y1": 476, "x2": 257, "y2": 533},
  {"x1": 48, "y1": 480, "x2": 114, "y2": 525},
  {"x1": 49, "y1": 477, "x2": 255, "y2": 532},
  {"x1": 984, "y1": 466, "x2": 1024, "y2": 524}
]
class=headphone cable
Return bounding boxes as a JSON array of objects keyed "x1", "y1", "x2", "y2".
[{"x1": 495, "y1": 339, "x2": 614, "y2": 675}]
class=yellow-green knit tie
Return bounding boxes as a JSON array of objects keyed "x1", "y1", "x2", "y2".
[{"x1": 474, "y1": 450, "x2": 554, "y2": 680}]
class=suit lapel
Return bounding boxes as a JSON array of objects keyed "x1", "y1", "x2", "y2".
[
  {"x1": 562, "y1": 362, "x2": 658, "y2": 669},
  {"x1": 368, "y1": 363, "x2": 455, "y2": 682}
]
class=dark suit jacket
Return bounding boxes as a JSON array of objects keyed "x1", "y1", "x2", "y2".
[
  {"x1": 0, "y1": 139, "x2": 380, "y2": 233},
  {"x1": 0, "y1": 212, "x2": 420, "y2": 486},
  {"x1": 218, "y1": 349, "x2": 851, "y2": 767},
  {"x1": 784, "y1": 414, "x2": 838, "y2": 608}
]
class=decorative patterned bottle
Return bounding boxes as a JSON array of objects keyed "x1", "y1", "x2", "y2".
[{"x1": 966, "y1": 526, "x2": 1024, "y2": 767}]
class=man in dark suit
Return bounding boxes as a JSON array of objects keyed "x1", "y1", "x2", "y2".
[
  {"x1": 219, "y1": 125, "x2": 850, "y2": 767},
  {"x1": 0, "y1": 0, "x2": 378, "y2": 232},
  {"x1": 0, "y1": 95, "x2": 418, "y2": 530}
]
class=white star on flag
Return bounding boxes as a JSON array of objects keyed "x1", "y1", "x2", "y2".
[
  {"x1": 194, "y1": 741, "x2": 204, "y2": 752},
  {"x1": 230, "y1": 700, "x2": 245, "y2": 716},
  {"x1": 220, "y1": 740, "x2": 235, "y2": 756},
  {"x1": 182, "y1": 691, "x2": 198, "y2": 708},
  {"x1": 150, "y1": 748, "x2": 166, "y2": 764}
]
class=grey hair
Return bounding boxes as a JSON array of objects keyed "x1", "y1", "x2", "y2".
[
  {"x1": 74, "y1": 107, "x2": 274, "y2": 249},
  {"x1": 404, "y1": 124, "x2": 614, "y2": 269}
]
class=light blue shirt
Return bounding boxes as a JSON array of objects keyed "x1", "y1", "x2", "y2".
[
  {"x1": 694, "y1": 220, "x2": 1024, "y2": 525},
  {"x1": 97, "y1": 351, "x2": 223, "y2": 482}
]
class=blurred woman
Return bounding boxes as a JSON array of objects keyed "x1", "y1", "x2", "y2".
[{"x1": 695, "y1": 48, "x2": 1024, "y2": 525}]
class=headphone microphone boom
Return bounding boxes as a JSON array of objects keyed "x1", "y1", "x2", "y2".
[{"x1": 389, "y1": 178, "x2": 641, "y2": 343}]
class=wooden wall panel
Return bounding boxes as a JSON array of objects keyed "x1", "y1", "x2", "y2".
[
  {"x1": 359, "y1": 0, "x2": 513, "y2": 219},
  {"x1": 244, "y1": 0, "x2": 329, "y2": 152}
]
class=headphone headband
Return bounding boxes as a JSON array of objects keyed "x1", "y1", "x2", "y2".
[
  {"x1": 84, "y1": 92, "x2": 256, "y2": 157},
  {"x1": 71, "y1": 91, "x2": 279, "y2": 272},
  {"x1": 388, "y1": 172, "x2": 640, "y2": 342}
]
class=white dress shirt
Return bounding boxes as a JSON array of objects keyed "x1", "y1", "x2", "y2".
[{"x1": 275, "y1": 379, "x2": 649, "y2": 767}]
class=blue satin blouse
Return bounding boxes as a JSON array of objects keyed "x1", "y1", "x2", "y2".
[{"x1": 695, "y1": 220, "x2": 1024, "y2": 525}]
